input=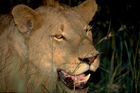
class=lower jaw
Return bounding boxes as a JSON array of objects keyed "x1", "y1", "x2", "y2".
[
  {"x1": 57, "y1": 81, "x2": 89, "y2": 92},
  {"x1": 65, "y1": 81, "x2": 88, "y2": 90},
  {"x1": 57, "y1": 70, "x2": 91, "y2": 90}
]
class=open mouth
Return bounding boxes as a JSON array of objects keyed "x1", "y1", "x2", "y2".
[{"x1": 57, "y1": 69, "x2": 91, "y2": 89}]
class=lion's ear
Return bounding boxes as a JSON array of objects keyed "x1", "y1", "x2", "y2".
[
  {"x1": 74, "y1": 0, "x2": 98, "y2": 23},
  {"x1": 12, "y1": 4, "x2": 41, "y2": 34}
]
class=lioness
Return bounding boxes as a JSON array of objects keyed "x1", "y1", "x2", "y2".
[{"x1": 0, "y1": 0, "x2": 99, "y2": 92}]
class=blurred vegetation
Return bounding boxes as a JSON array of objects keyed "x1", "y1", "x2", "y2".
[
  {"x1": 89, "y1": 0, "x2": 140, "y2": 93},
  {"x1": 0, "y1": 0, "x2": 139, "y2": 93}
]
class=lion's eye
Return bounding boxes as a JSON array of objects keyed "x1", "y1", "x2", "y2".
[
  {"x1": 53, "y1": 34, "x2": 65, "y2": 41},
  {"x1": 84, "y1": 25, "x2": 92, "y2": 37},
  {"x1": 85, "y1": 25, "x2": 92, "y2": 32},
  {"x1": 84, "y1": 25, "x2": 92, "y2": 38},
  {"x1": 55, "y1": 34, "x2": 64, "y2": 39}
]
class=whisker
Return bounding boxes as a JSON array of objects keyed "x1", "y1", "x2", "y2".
[{"x1": 98, "y1": 66, "x2": 110, "y2": 73}]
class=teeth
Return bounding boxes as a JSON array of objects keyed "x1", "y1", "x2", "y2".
[
  {"x1": 75, "y1": 74, "x2": 91, "y2": 84},
  {"x1": 84, "y1": 74, "x2": 91, "y2": 82}
]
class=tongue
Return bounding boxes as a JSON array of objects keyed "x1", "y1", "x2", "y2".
[
  {"x1": 61, "y1": 70, "x2": 90, "y2": 87},
  {"x1": 73, "y1": 74, "x2": 85, "y2": 80},
  {"x1": 71, "y1": 74, "x2": 87, "y2": 86}
]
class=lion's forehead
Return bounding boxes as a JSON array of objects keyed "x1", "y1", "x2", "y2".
[
  {"x1": 37, "y1": 6, "x2": 87, "y2": 30},
  {"x1": 38, "y1": 12, "x2": 87, "y2": 39}
]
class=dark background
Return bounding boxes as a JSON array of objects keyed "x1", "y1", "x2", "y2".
[{"x1": 0, "y1": 0, "x2": 140, "y2": 92}]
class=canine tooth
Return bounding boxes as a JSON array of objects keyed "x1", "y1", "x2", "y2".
[{"x1": 84, "y1": 74, "x2": 91, "y2": 81}]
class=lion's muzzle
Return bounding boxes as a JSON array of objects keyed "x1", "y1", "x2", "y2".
[{"x1": 57, "y1": 53, "x2": 100, "y2": 89}]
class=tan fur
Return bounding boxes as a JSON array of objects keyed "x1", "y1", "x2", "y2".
[{"x1": 0, "y1": 0, "x2": 99, "y2": 92}]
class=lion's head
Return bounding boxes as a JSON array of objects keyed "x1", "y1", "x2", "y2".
[{"x1": 0, "y1": 0, "x2": 99, "y2": 92}]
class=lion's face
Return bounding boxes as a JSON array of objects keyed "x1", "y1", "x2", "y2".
[{"x1": 8, "y1": 0, "x2": 99, "y2": 92}]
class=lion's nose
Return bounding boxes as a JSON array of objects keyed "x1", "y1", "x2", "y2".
[{"x1": 78, "y1": 54, "x2": 99, "y2": 65}]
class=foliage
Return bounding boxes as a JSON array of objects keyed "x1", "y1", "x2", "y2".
[{"x1": 88, "y1": 0, "x2": 140, "y2": 92}]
